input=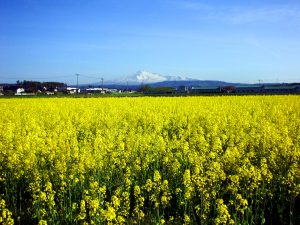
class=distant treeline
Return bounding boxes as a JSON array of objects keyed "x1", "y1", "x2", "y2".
[
  {"x1": 17, "y1": 80, "x2": 65, "y2": 89},
  {"x1": 138, "y1": 84, "x2": 174, "y2": 94},
  {"x1": 4, "y1": 80, "x2": 66, "y2": 92}
]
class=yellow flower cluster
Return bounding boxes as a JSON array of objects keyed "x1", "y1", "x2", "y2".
[
  {"x1": 0, "y1": 199, "x2": 14, "y2": 225},
  {"x1": 0, "y1": 96, "x2": 299, "y2": 224}
]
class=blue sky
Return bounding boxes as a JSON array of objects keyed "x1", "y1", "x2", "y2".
[{"x1": 0, "y1": 0, "x2": 300, "y2": 84}]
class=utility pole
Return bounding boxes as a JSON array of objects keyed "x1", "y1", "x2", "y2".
[
  {"x1": 141, "y1": 78, "x2": 144, "y2": 92},
  {"x1": 101, "y1": 77, "x2": 104, "y2": 90},
  {"x1": 76, "y1": 74, "x2": 79, "y2": 94}
]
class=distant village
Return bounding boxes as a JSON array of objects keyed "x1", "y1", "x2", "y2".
[
  {"x1": 176, "y1": 83, "x2": 300, "y2": 94},
  {"x1": 0, "y1": 80, "x2": 300, "y2": 96},
  {"x1": 0, "y1": 81, "x2": 129, "y2": 96}
]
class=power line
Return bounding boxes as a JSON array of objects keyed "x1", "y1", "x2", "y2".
[
  {"x1": 76, "y1": 74, "x2": 79, "y2": 94},
  {"x1": 0, "y1": 73, "x2": 106, "y2": 86},
  {"x1": 80, "y1": 74, "x2": 99, "y2": 79}
]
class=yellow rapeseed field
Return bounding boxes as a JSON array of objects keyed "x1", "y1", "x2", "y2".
[{"x1": 0, "y1": 96, "x2": 299, "y2": 224}]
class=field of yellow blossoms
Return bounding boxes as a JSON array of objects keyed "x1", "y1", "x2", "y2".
[{"x1": 0, "y1": 96, "x2": 299, "y2": 224}]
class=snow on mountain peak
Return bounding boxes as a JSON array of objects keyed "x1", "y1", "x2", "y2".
[
  {"x1": 110, "y1": 70, "x2": 194, "y2": 84},
  {"x1": 135, "y1": 71, "x2": 167, "y2": 83}
]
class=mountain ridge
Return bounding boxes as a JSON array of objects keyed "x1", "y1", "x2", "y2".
[
  {"x1": 107, "y1": 70, "x2": 196, "y2": 85},
  {"x1": 85, "y1": 70, "x2": 244, "y2": 90}
]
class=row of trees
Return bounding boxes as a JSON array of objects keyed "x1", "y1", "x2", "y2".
[
  {"x1": 0, "y1": 80, "x2": 67, "y2": 95},
  {"x1": 16, "y1": 80, "x2": 66, "y2": 92},
  {"x1": 138, "y1": 84, "x2": 175, "y2": 94}
]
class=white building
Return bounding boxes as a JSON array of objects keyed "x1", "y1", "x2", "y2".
[
  {"x1": 85, "y1": 87, "x2": 105, "y2": 94},
  {"x1": 15, "y1": 88, "x2": 25, "y2": 95},
  {"x1": 67, "y1": 87, "x2": 80, "y2": 94}
]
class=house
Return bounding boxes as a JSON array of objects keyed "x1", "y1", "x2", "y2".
[
  {"x1": 189, "y1": 86, "x2": 222, "y2": 94},
  {"x1": 45, "y1": 91, "x2": 55, "y2": 95},
  {"x1": 235, "y1": 85, "x2": 263, "y2": 93},
  {"x1": 263, "y1": 85, "x2": 300, "y2": 93},
  {"x1": 85, "y1": 88, "x2": 105, "y2": 94},
  {"x1": 176, "y1": 86, "x2": 189, "y2": 94},
  {"x1": 15, "y1": 88, "x2": 25, "y2": 95},
  {"x1": 107, "y1": 88, "x2": 121, "y2": 93},
  {"x1": 66, "y1": 87, "x2": 80, "y2": 94},
  {"x1": 222, "y1": 86, "x2": 236, "y2": 93}
]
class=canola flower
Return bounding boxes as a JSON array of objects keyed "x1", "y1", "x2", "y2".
[{"x1": 0, "y1": 96, "x2": 299, "y2": 224}]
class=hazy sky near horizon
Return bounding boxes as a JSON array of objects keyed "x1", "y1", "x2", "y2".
[{"x1": 1, "y1": 0, "x2": 300, "y2": 84}]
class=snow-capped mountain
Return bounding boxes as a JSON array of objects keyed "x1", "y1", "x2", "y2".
[
  {"x1": 110, "y1": 70, "x2": 195, "y2": 84},
  {"x1": 85, "y1": 71, "x2": 242, "y2": 89}
]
